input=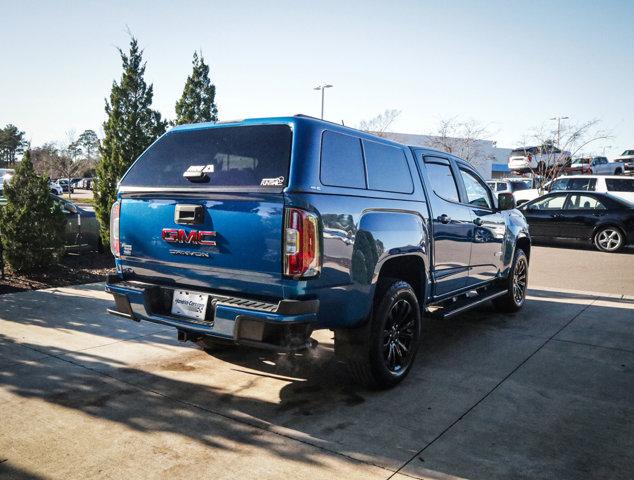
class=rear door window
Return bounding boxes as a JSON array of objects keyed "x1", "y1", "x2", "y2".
[
  {"x1": 320, "y1": 131, "x2": 366, "y2": 189},
  {"x1": 120, "y1": 124, "x2": 292, "y2": 190},
  {"x1": 424, "y1": 158, "x2": 460, "y2": 203},
  {"x1": 362, "y1": 140, "x2": 413, "y2": 193},
  {"x1": 566, "y1": 194, "x2": 606, "y2": 210},
  {"x1": 606, "y1": 178, "x2": 634, "y2": 192}
]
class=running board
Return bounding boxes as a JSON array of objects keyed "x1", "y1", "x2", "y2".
[{"x1": 430, "y1": 290, "x2": 507, "y2": 320}]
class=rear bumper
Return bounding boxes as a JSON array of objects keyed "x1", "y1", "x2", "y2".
[{"x1": 105, "y1": 274, "x2": 319, "y2": 351}]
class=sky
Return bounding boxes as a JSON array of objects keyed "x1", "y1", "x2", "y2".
[{"x1": 1, "y1": 0, "x2": 633, "y2": 158}]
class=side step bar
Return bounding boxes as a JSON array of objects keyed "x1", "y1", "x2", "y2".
[{"x1": 429, "y1": 289, "x2": 507, "y2": 320}]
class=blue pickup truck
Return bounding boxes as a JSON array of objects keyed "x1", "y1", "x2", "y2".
[{"x1": 105, "y1": 115, "x2": 530, "y2": 388}]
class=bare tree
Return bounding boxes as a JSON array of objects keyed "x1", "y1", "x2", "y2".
[
  {"x1": 42, "y1": 132, "x2": 87, "y2": 199},
  {"x1": 427, "y1": 117, "x2": 494, "y2": 173},
  {"x1": 518, "y1": 119, "x2": 612, "y2": 190},
  {"x1": 429, "y1": 117, "x2": 491, "y2": 161},
  {"x1": 358, "y1": 109, "x2": 402, "y2": 137}
]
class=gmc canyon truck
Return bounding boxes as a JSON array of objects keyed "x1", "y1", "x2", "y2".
[{"x1": 105, "y1": 116, "x2": 531, "y2": 389}]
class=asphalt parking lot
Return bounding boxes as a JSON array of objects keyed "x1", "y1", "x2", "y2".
[{"x1": 1, "y1": 246, "x2": 633, "y2": 479}]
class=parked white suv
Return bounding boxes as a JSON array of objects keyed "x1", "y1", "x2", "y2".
[
  {"x1": 549, "y1": 175, "x2": 634, "y2": 204},
  {"x1": 486, "y1": 178, "x2": 536, "y2": 205},
  {"x1": 508, "y1": 146, "x2": 571, "y2": 174}
]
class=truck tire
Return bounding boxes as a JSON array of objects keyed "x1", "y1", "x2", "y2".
[
  {"x1": 493, "y1": 248, "x2": 528, "y2": 313},
  {"x1": 338, "y1": 278, "x2": 422, "y2": 389}
]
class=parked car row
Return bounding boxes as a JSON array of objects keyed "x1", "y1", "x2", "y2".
[
  {"x1": 491, "y1": 175, "x2": 634, "y2": 206},
  {"x1": 51, "y1": 177, "x2": 97, "y2": 191},
  {"x1": 508, "y1": 146, "x2": 634, "y2": 176},
  {"x1": 507, "y1": 145, "x2": 571, "y2": 174}
]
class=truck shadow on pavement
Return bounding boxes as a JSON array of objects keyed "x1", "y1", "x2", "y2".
[{"x1": 1, "y1": 285, "x2": 633, "y2": 478}]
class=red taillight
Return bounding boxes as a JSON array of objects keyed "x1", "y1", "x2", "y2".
[
  {"x1": 110, "y1": 201, "x2": 120, "y2": 257},
  {"x1": 283, "y1": 208, "x2": 321, "y2": 278}
]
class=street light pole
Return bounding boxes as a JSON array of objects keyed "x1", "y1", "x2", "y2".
[
  {"x1": 314, "y1": 84, "x2": 333, "y2": 119},
  {"x1": 550, "y1": 116, "x2": 569, "y2": 147}
]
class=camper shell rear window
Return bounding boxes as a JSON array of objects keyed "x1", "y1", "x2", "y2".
[{"x1": 120, "y1": 124, "x2": 292, "y2": 191}]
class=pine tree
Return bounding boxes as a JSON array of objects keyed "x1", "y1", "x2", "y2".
[
  {"x1": 95, "y1": 37, "x2": 167, "y2": 245},
  {"x1": 0, "y1": 150, "x2": 66, "y2": 273},
  {"x1": 175, "y1": 51, "x2": 218, "y2": 125}
]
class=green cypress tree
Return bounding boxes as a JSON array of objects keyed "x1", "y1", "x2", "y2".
[
  {"x1": 174, "y1": 51, "x2": 218, "y2": 125},
  {"x1": 0, "y1": 150, "x2": 66, "y2": 273},
  {"x1": 95, "y1": 36, "x2": 167, "y2": 245}
]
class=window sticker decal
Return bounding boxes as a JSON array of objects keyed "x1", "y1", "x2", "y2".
[{"x1": 260, "y1": 176, "x2": 285, "y2": 186}]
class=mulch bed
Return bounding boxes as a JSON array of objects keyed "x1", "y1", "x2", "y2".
[{"x1": 0, "y1": 252, "x2": 115, "y2": 294}]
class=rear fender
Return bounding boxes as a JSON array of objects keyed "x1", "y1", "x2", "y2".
[{"x1": 355, "y1": 209, "x2": 430, "y2": 318}]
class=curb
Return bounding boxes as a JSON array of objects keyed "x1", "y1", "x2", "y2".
[{"x1": 529, "y1": 284, "x2": 634, "y2": 302}]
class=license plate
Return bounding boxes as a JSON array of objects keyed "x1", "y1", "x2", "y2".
[{"x1": 171, "y1": 290, "x2": 209, "y2": 321}]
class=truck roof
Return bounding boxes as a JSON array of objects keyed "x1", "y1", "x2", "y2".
[{"x1": 170, "y1": 114, "x2": 448, "y2": 156}]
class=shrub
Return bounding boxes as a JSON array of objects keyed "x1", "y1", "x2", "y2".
[{"x1": 0, "y1": 150, "x2": 66, "y2": 273}]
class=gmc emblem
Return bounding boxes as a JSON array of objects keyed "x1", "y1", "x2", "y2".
[{"x1": 162, "y1": 228, "x2": 217, "y2": 246}]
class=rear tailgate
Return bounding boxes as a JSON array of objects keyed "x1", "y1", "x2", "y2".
[
  {"x1": 115, "y1": 122, "x2": 293, "y2": 299},
  {"x1": 119, "y1": 193, "x2": 285, "y2": 298}
]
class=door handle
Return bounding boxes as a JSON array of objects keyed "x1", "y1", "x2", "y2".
[
  {"x1": 473, "y1": 217, "x2": 483, "y2": 226},
  {"x1": 438, "y1": 214, "x2": 451, "y2": 224},
  {"x1": 550, "y1": 213, "x2": 562, "y2": 219}
]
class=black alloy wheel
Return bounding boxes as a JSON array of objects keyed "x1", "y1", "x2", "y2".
[{"x1": 382, "y1": 298, "x2": 417, "y2": 374}]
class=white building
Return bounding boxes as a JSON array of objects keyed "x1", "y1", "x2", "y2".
[{"x1": 381, "y1": 131, "x2": 513, "y2": 180}]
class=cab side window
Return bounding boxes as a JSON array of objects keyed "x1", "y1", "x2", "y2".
[
  {"x1": 320, "y1": 131, "x2": 366, "y2": 189},
  {"x1": 424, "y1": 159, "x2": 460, "y2": 203},
  {"x1": 459, "y1": 168, "x2": 493, "y2": 209},
  {"x1": 362, "y1": 140, "x2": 413, "y2": 193}
]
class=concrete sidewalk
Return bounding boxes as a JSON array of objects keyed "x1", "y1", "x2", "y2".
[{"x1": 1, "y1": 283, "x2": 633, "y2": 479}]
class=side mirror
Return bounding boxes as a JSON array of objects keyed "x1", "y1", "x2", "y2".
[{"x1": 497, "y1": 192, "x2": 516, "y2": 211}]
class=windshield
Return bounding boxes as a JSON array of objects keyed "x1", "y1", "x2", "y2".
[
  {"x1": 623, "y1": 150, "x2": 634, "y2": 156},
  {"x1": 510, "y1": 147, "x2": 535, "y2": 156},
  {"x1": 120, "y1": 124, "x2": 293, "y2": 191}
]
